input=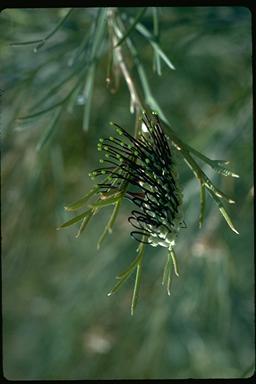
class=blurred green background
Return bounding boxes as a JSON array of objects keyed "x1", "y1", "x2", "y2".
[{"x1": 1, "y1": 6, "x2": 254, "y2": 379}]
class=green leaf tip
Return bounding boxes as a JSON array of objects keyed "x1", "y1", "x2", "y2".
[
  {"x1": 219, "y1": 207, "x2": 239, "y2": 235},
  {"x1": 58, "y1": 209, "x2": 92, "y2": 229}
]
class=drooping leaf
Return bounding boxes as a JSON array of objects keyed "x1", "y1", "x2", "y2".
[
  {"x1": 162, "y1": 250, "x2": 173, "y2": 296},
  {"x1": 65, "y1": 185, "x2": 100, "y2": 211},
  {"x1": 82, "y1": 64, "x2": 95, "y2": 132},
  {"x1": 97, "y1": 200, "x2": 121, "y2": 249},
  {"x1": 115, "y1": 8, "x2": 147, "y2": 48},
  {"x1": 130, "y1": 244, "x2": 145, "y2": 315},
  {"x1": 11, "y1": 9, "x2": 73, "y2": 50},
  {"x1": 75, "y1": 209, "x2": 95, "y2": 238},
  {"x1": 199, "y1": 181, "x2": 206, "y2": 228},
  {"x1": 36, "y1": 107, "x2": 62, "y2": 151},
  {"x1": 57, "y1": 209, "x2": 92, "y2": 229},
  {"x1": 134, "y1": 21, "x2": 175, "y2": 70},
  {"x1": 210, "y1": 194, "x2": 239, "y2": 234}
]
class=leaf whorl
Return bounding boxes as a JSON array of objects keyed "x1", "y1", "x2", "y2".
[{"x1": 89, "y1": 113, "x2": 183, "y2": 249}]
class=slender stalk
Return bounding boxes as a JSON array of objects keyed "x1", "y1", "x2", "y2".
[{"x1": 108, "y1": 8, "x2": 143, "y2": 115}]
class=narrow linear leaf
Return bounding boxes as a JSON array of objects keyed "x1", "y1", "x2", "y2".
[
  {"x1": 106, "y1": 199, "x2": 122, "y2": 232},
  {"x1": 123, "y1": 33, "x2": 170, "y2": 122},
  {"x1": 67, "y1": 80, "x2": 86, "y2": 114},
  {"x1": 153, "y1": 49, "x2": 162, "y2": 76},
  {"x1": 210, "y1": 194, "x2": 239, "y2": 234},
  {"x1": 154, "y1": 44, "x2": 175, "y2": 70},
  {"x1": 166, "y1": 262, "x2": 174, "y2": 296},
  {"x1": 183, "y1": 143, "x2": 238, "y2": 178},
  {"x1": 57, "y1": 209, "x2": 92, "y2": 229},
  {"x1": 130, "y1": 253, "x2": 144, "y2": 316},
  {"x1": 162, "y1": 253, "x2": 169, "y2": 286},
  {"x1": 170, "y1": 248, "x2": 179, "y2": 277},
  {"x1": 115, "y1": 7, "x2": 147, "y2": 48},
  {"x1": 97, "y1": 224, "x2": 109, "y2": 251},
  {"x1": 79, "y1": 10, "x2": 106, "y2": 132},
  {"x1": 162, "y1": 250, "x2": 173, "y2": 296},
  {"x1": 134, "y1": 21, "x2": 175, "y2": 70},
  {"x1": 18, "y1": 55, "x2": 85, "y2": 122},
  {"x1": 18, "y1": 99, "x2": 65, "y2": 121},
  {"x1": 10, "y1": 39, "x2": 42, "y2": 46},
  {"x1": 90, "y1": 193, "x2": 122, "y2": 208},
  {"x1": 97, "y1": 200, "x2": 121, "y2": 250},
  {"x1": 90, "y1": 8, "x2": 107, "y2": 59},
  {"x1": 75, "y1": 209, "x2": 95, "y2": 238},
  {"x1": 205, "y1": 180, "x2": 235, "y2": 204},
  {"x1": 210, "y1": 162, "x2": 239, "y2": 178},
  {"x1": 36, "y1": 108, "x2": 62, "y2": 151},
  {"x1": 10, "y1": 9, "x2": 73, "y2": 49},
  {"x1": 35, "y1": 9, "x2": 73, "y2": 51},
  {"x1": 107, "y1": 272, "x2": 132, "y2": 297},
  {"x1": 219, "y1": 206, "x2": 239, "y2": 235},
  {"x1": 152, "y1": 7, "x2": 162, "y2": 76},
  {"x1": 65, "y1": 185, "x2": 100, "y2": 211},
  {"x1": 31, "y1": 63, "x2": 85, "y2": 112},
  {"x1": 39, "y1": 9, "x2": 73, "y2": 43},
  {"x1": 108, "y1": 235, "x2": 143, "y2": 296},
  {"x1": 99, "y1": 190, "x2": 122, "y2": 200},
  {"x1": 116, "y1": 251, "x2": 143, "y2": 280},
  {"x1": 82, "y1": 64, "x2": 95, "y2": 132},
  {"x1": 152, "y1": 7, "x2": 159, "y2": 37},
  {"x1": 199, "y1": 182, "x2": 206, "y2": 228},
  {"x1": 69, "y1": 29, "x2": 92, "y2": 66}
]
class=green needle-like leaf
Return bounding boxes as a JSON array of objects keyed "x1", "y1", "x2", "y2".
[
  {"x1": 199, "y1": 182, "x2": 206, "y2": 228},
  {"x1": 17, "y1": 99, "x2": 65, "y2": 121},
  {"x1": 82, "y1": 64, "x2": 95, "y2": 132},
  {"x1": 219, "y1": 206, "x2": 239, "y2": 234},
  {"x1": 57, "y1": 209, "x2": 92, "y2": 229},
  {"x1": 65, "y1": 185, "x2": 100, "y2": 211},
  {"x1": 205, "y1": 180, "x2": 235, "y2": 204},
  {"x1": 162, "y1": 250, "x2": 173, "y2": 296},
  {"x1": 31, "y1": 63, "x2": 86, "y2": 112},
  {"x1": 210, "y1": 194, "x2": 239, "y2": 234},
  {"x1": 75, "y1": 209, "x2": 95, "y2": 238},
  {"x1": 134, "y1": 21, "x2": 175, "y2": 70},
  {"x1": 97, "y1": 200, "x2": 121, "y2": 250},
  {"x1": 170, "y1": 248, "x2": 179, "y2": 277},
  {"x1": 10, "y1": 39, "x2": 42, "y2": 47},
  {"x1": 36, "y1": 108, "x2": 62, "y2": 151},
  {"x1": 183, "y1": 143, "x2": 239, "y2": 178},
  {"x1": 11, "y1": 9, "x2": 73, "y2": 50},
  {"x1": 90, "y1": 193, "x2": 122, "y2": 208},
  {"x1": 130, "y1": 244, "x2": 144, "y2": 315},
  {"x1": 107, "y1": 272, "x2": 132, "y2": 297},
  {"x1": 209, "y1": 160, "x2": 239, "y2": 178},
  {"x1": 152, "y1": 7, "x2": 162, "y2": 75},
  {"x1": 116, "y1": 252, "x2": 143, "y2": 280},
  {"x1": 115, "y1": 8, "x2": 147, "y2": 48}
]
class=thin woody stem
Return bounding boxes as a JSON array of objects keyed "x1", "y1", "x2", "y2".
[{"x1": 107, "y1": 8, "x2": 143, "y2": 115}]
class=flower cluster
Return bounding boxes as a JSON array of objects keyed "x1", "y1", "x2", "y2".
[{"x1": 89, "y1": 112, "x2": 183, "y2": 251}]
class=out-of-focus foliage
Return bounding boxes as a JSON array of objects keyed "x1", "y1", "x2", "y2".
[{"x1": 1, "y1": 6, "x2": 254, "y2": 379}]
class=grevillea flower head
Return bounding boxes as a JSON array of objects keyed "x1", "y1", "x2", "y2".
[{"x1": 89, "y1": 112, "x2": 184, "y2": 253}]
